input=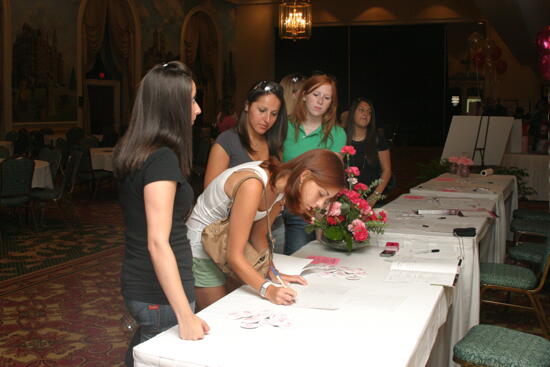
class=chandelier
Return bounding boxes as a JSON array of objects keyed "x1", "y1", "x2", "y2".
[{"x1": 279, "y1": 1, "x2": 312, "y2": 40}]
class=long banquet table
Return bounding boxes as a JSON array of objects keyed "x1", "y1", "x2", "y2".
[
  {"x1": 134, "y1": 241, "x2": 453, "y2": 367},
  {"x1": 375, "y1": 194, "x2": 496, "y2": 367},
  {"x1": 409, "y1": 173, "x2": 518, "y2": 263}
]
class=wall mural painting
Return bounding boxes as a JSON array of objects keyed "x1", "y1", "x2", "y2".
[
  {"x1": 11, "y1": 0, "x2": 78, "y2": 123},
  {"x1": 138, "y1": 0, "x2": 185, "y2": 72}
]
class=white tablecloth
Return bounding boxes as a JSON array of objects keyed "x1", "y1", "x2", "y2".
[
  {"x1": 90, "y1": 147, "x2": 113, "y2": 171},
  {"x1": 377, "y1": 194, "x2": 495, "y2": 366},
  {"x1": 410, "y1": 173, "x2": 518, "y2": 263},
  {"x1": 501, "y1": 153, "x2": 549, "y2": 201},
  {"x1": 0, "y1": 140, "x2": 14, "y2": 155},
  {"x1": 0, "y1": 159, "x2": 53, "y2": 189},
  {"x1": 134, "y1": 241, "x2": 451, "y2": 367}
]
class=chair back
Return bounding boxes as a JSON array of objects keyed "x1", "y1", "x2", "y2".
[
  {"x1": 66, "y1": 127, "x2": 85, "y2": 148},
  {"x1": 0, "y1": 146, "x2": 9, "y2": 158},
  {"x1": 61, "y1": 150, "x2": 82, "y2": 196},
  {"x1": 80, "y1": 136, "x2": 100, "y2": 149},
  {"x1": 72, "y1": 146, "x2": 95, "y2": 181},
  {"x1": 29, "y1": 131, "x2": 45, "y2": 158},
  {"x1": 0, "y1": 156, "x2": 34, "y2": 200},
  {"x1": 39, "y1": 147, "x2": 62, "y2": 182},
  {"x1": 14, "y1": 128, "x2": 29, "y2": 155},
  {"x1": 40, "y1": 128, "x2": 54, "y2": 135},
  {"x1": 5, "y1": 130, "x2": 19, "y2": 142}
]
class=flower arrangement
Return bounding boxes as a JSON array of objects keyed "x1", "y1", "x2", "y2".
[
  {"x1": 448, "y1": 156, "x2": 474, "y2": 166},
  {"x1": 306, "y1": 146, "x2": 387, "y2": 252}
]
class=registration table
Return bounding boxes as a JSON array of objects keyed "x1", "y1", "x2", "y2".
[
  {"x1": 375, "y1": 194, "x2": 496, "y2": 367},
  {"x1": 0, "y1": 158, "x2": 53, "y2": 189},
  {"x1": 134, "y1": 241, "x2": 452, "y2": 367},
  {"x1": 409, "y1": 173, "x2": 518, "y2": 263},
  {"x1": 89, "y1": 147, "x2": 114, "y2": 171}
]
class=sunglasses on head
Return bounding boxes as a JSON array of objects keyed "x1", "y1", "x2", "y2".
[{"x1": 252, "y1": 80, "x2": 282, "y2": 93}]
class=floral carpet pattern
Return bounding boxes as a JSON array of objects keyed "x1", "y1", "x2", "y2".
[{"x1": 0, "y1": 248, "x2": 127, "y2": 367}]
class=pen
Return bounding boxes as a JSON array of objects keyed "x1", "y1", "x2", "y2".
[
  {"x1": 415, "y1": 249, "x2": 440, "y2": 254},
  {"x1": 270, "y1": 266, "x2": 288, "y2": 288}
]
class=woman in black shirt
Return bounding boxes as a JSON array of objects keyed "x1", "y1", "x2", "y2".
[
  {"x1": 113, "y1": 61, "x2": 209, "y2": 366},
  {"x1": 345, "y1": 98, "x2": 393, "y2": 207}
]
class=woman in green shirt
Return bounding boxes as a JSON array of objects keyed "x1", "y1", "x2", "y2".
[{"x1": 282, "y1": 74, "x2": 346, "y2": 254}]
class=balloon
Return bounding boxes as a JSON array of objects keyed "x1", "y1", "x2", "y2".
[
  {"x1": 536, "y1": 26, "x2": 550, "y2": 55},
  {"x1": 484, "y1": 39, "x2": 498, "y2": 58},
  {"x1": 539, "y1": 54, "x2": 550, "y2": 81},
  {"x1": 495, "y1": 59, "x2": 508, "y2": 74},
  {"x1": 468, "y1": 32, "x2": 484, "y2": 52},
  {"x1": 488, "y1": 45, "x2": 502, "y2": 60},
  {"x1": 472, "y1": 51, "x2": 486, "y2": 68}
]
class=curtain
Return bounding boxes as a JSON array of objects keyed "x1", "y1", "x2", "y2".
[
  {"x1": 183, "y1": 12, "x2": 218, "y2": 126},
  {"x1": 82, "y1": 0, "x2": 135, "y2": 133},
  {"x1": 107, "y1": 0, "x2": 135, "y2": 130}
]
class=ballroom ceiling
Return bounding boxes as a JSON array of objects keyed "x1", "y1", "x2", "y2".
[{"x1": 230, "y1": 0, "x2": 550, "y2": 68}]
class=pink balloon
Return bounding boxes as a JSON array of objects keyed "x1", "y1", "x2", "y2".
[
  {"x1": 536, "y1": 26, "x2": 550, "y2": 55},
  {"x1": 496, "y1": 59, "x2": 508, "y2": 74},
  {"x1": 472, "y1": 51, "x2": 486, "y2": 68},
  {"x1": 540, "y1": 54, "x2": 550, "y2": 81}
]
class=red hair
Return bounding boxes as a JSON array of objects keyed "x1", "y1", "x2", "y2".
[
  {"x1": 263, "y1": 149, "x2": 345, "y2": 216},
  {"x1": 291, "y1": 74, "x2": 338, "y2": 145}
]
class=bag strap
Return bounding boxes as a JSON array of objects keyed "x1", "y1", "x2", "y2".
[{"x1": 227, "y1": 173, "x2": 275, "y2": 250}]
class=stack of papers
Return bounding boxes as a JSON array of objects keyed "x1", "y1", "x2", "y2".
[{"x1": 385, "y1": 255, "x2": 461, "y2": 287}]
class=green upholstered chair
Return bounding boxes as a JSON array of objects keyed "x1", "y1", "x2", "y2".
[
  {"x1": 38, "y1": 147, "x2": 62, "y2": 182},
  {"x1": 513, "y1": 208, "x2": 550, "y2": 222},
  {"x1": 480, "y1": 238, "x2": 550, "y2": 339},
  {"x1": 73, "y1": 146, "x2": 112, "y2": 199},
  {"x1": 0, "y1": 146, "x2": 9, "y2": 158},
  {"x1": 453, "y1": 324, "x2": 550, "y2": 367},
  {"x1": 0, "y1": 156, "x2": 37, "y2": 229},
  {"x1": 31, "y1": 151, "x2": 82, "y2": 227},
  {"x1": 508, "y1": 218, "x2": 549, "y2": 266}
]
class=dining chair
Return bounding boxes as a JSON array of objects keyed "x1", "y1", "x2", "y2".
[
  {"x1": 80, "y1": 136, "x2": 100, "y2": 149},
  {"x1": 5, "y1": 130, "x2": 18, "y2": 143},
  {"x1": 508, "y1": 218, "x2": 549, "y2": 266},
  {"x1": 66, "y1": 127, "x2": 85, "y2": 149},
  {"x1": 55, "y1": 137, "x2": 69, "y2": 172},
  {"x1": 0, "y1": 156, "x2": 37, "y2": 230},
  {"x1": 0, "y1": 146, "x2": 9, "y2": 158},
  {"x1": 31, "y1": 151, "x2": 82, "y2": 227},
  {"x1": 38, "y1": 147, "x2": 62, "y2": 183},
  {"x1": 480, "y1": 237, "x2": 550, "y2": 339},
  {"x1": 453, "y1": 324, "x2": 550, "y2": 367},
  {"x1": 73, "y1": 146, "x2": 113, "y2": 199}
]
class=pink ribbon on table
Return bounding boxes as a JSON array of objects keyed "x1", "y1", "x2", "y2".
[{"x1": 403, "y1": 195, "x2": 426, "y2": 199}]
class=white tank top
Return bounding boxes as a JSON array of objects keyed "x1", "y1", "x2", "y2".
[{"x1": 186, "y1": 161, "x2": 283, "y2": 259}]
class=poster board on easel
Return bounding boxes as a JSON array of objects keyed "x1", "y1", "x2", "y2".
[
  {"x1": 505, "y1": 119, "x2": 522, "y2": 153},
  {"x1": 441, "y1": 116, "x2": 514, "y2": 166}
]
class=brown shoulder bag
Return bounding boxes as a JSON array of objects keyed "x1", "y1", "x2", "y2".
[{"x1": 201, "y1": 173, "x2": 274, "y2": 280}]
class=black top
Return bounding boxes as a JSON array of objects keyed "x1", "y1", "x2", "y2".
[
  {"x1": 118, "y1": 147, "x2": 195, "y2": 304},
  {"x1": 350, "y1": 131, "x2": 389, "y2": 188}
]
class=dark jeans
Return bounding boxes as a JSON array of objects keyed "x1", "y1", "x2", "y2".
[
  {"x1": 124, "y1": 299, "x2": 195, "y2": 366},
  {"x1": 282, "y1": 208, "x2": 315, "y2": 255}
]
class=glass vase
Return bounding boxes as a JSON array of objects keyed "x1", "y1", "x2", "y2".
[
  {"x1": 449, "y1": 163, "x2": 458, "y2": 174},
  {"x1": 320, "y1": 234, "x2": 370, "y2": 252},
  {"x1": 457, "y1": 164, "x2": 470, "y2": 178}
]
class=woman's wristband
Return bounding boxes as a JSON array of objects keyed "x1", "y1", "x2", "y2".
[{"x1": 259, "y1": 280, "x2": 272, "y2": 298}]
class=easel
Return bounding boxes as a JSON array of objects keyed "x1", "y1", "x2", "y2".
[{"x1": 471, "y1": 115, "x2": 490, "y2": 170}]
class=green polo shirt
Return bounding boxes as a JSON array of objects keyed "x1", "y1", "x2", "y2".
[{"x1": 282, "y1": 121, "x2": 347, "y2": 162}]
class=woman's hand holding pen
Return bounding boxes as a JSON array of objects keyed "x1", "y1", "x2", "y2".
[{"x1": 266, "y1": 285, "x2": 297, "y2": 305}]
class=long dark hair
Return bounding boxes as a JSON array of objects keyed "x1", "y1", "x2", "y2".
[
  {"x1": 346, "y1": 97, "x2": 379, "y2": 167},
  {"x1": 113, "y1": 61, "x2": 194, "y2": 178},
  {"x1": 262, "y1": 149, "x2": 346, "y2": 216},
  {"x1": 236, "y1": 80, "x2": 287, "y2": 159},
  {"x1": 292, "y1": 74, "x2": 338, "y2": 145}
]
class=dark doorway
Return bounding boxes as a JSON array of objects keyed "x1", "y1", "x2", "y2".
[
  {"x1": 87, "y1": 84, "x2": 115, "y2": 135},
  {"x1": 275, "y1": 24, "x2": 447, "y2": 146}
]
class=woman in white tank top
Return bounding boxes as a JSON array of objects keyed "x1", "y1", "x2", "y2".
[{"x1": 186, "y1": 149, "x2": 346, "y2": 310}]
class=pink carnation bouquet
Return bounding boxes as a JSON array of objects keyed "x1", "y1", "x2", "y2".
[{"x1": 306, "y1": 146, "x2": 387, "y2": 252}]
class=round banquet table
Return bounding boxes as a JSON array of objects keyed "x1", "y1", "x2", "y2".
[{"x1": 89, "y1": 147, "x2": 114, "y2": 172}]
